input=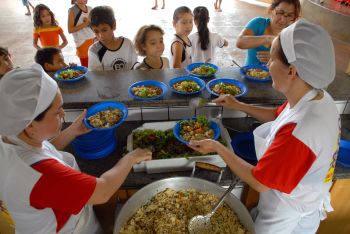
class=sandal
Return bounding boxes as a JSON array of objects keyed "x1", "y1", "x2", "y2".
[
  {"x1": 25, "y1": 12, "x2": 31, "y2": 16},
  {"x1": 151, "y1": 6, "x2": 157, "y2": 10}
]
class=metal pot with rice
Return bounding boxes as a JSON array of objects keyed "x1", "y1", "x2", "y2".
[{"x1": 114, "y1": 177, "x2": 255, "y2": 234}]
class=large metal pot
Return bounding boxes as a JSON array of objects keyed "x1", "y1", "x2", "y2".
[{"x1": 114, "y1": 177, "x2": 255, "y2": 233}]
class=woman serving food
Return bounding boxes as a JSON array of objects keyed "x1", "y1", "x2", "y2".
[
  {"x1": 0, "y1": 64, "x2": 151, "y2": 233},
  {"x1": 190, "y1": 19, "x2": 340, "y2": 233},
  {"x1": 236, "y1": 0, "x2": 300, "y2": 65}
]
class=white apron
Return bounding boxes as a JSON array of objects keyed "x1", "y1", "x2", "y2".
[
  {"x1": 4, "y1": 136, "x2": 102, "y2": 234},
  {"x1": 252, "y1": 89, "x2": 336, "y2": 234}
]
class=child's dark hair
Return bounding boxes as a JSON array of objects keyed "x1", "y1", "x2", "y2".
[
  {"x1": 0, "y1": 47, "x2": 9, "y2": 57},
  {"x1": 193, "y1": 6, "x2": 210, "y2": 50},
  {"x1": 90, "y1": 6, "x2": 116, "y2": 28},
  {"x1": 134, "y1": 25, "x2": 164, "y2": 56},
  {"x1": 173, "y1": 6, "x2": 192, "y2": 23},
  {"x1": 71, "y1": 0, "x2": 76, "y2": 4},
  {"x1": 33, "y1": 4, "x2": 58, "y2": 28},
  {"x1": 34, "y1": 47, "x2": 61, "y2": 70}
]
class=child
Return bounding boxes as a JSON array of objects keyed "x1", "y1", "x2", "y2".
[
  {"x1": 22, "y1": 0, "x2": 34, "y2": 16},
  {"x1": 0, "y1": 47, "x2": 14, "y2": 79},
  {"x1": 33, "y1": 4, "x2": 68, "y2": 50},
  {"x1": 170, "y1": 6, "x2": 193, "y2": 68},
  {"x1": 189, "y1": 6, "x2": 228, "y2": 63},
  {"x1": 34, "y1": 47, "x2": 76, "y2": 72},
  {"x1": 68, "y1": 0, "x2": 95, "y2": 67},
  {"x1": 88, "y1": 6, "x2": 138, "y2": 71},
  {"x1": 134, "y1": 25, "x2": 169, "y2": 70}
]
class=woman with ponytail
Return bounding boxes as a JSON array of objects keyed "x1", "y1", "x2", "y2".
[{"x1": 189, "y1": 6, "x2": 228, "y2": 63}]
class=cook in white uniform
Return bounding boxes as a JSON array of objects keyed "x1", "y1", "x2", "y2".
[
  {"x1": 0, "y1": 64, "x2": 152, "y2": 233},
  {"x1": 189, "y1": 19, "x2": 340, "y2": 234}
]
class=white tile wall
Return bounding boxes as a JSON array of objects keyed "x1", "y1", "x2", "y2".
[
  {"x1": 64, "y1": 109, "x2": 83, "y2": 122},
  {"x1": 126, "y1": 108, "x2": 142, "y2": 121},
  {"x1": 343, "y1": 101, "x2": 350, "y2": 114},
  {"x1": 222, "y1": 108, "x2": 247, "y2": 118},
  {"x1": 169, "y1": 107, "x2": 195, "y2": 120},
  {"x1": 335, "y1": 101, "x2": 347, "y2": 114},
  {"x1": 140, "y1": 108, "x2": 169, "y2": 121}
]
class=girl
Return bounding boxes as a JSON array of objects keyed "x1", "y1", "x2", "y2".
[
  {"x1": 236, "y1": 0, "x2": 300, "y2": 65},
  {"x1": 170, "y1": 6, "x2": 193, "y2": 68},
  {"x1": 134, "y1": 25, "x2": 169, "y2": 70},
  {"x1": 33, "y1": 4, "x2": 68, "y2": 50},
  {"x1": 68, "y1": 0, "x2": 95, "y2": 67},
  {"x1": 189, "y1": 6, "x2": 228, "y2": 63}
]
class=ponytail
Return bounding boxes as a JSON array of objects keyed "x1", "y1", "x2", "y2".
[{"x1": 193, "y1": 6, "x2": 210, "y2": 50}]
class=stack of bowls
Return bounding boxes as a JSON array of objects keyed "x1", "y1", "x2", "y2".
[{"x1": 72, "y1": 101, "x2": 128, "y2": 159}]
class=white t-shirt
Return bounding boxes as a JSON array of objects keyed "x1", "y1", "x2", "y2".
[
  {"x1": 68, "y1": 5, "x2": 95, "y2": 48},
  {"x1": 189, "y1": 32, "x2": 226, "y2": 63},
  {"x1": 169, "y1": 35, "x2": 192, "y2": 68},
  {"x1": 134, "y1": 57, "x2": 169, "y2": 70},
  {"x1": 88, "y1": 37, "x2": 138, "y2": 71}
]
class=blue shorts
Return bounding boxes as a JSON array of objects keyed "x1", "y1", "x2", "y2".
[{"x1": 22, "y1": 0, "x2": 29, "y2": 6}]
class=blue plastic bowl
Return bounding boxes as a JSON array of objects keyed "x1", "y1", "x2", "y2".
[
  {"x1": 84, "y1": 101, "x2": 128, "y2": 130},
  {"x1": 186, "y1": 62, "x2": 218, "y2": 78},
  {"x1": 73, "y1": 130, "x2": 115, "y2": 148},
  {"x1": 128, "y1": 80, "x2": 168, "y2": 100},
  {"x1": 206, "y1": 78, "x2": 247, "y2": 98},
  {"x1": 73, "y1": 136, "x2": 117, "y2": 160},
  {"x1": 173, "y1": 117, "x2": 221, "y2": 144},
  {"x1": 240, "y1": 65, "x2": 272, "y2": 82},
  {"x1": 54, "y1": 66, "x2": 88, "y2": 83},
  {"x1": 168, "y1": 76, "x2": 206, "y2": 95},
  {"x1": 337, "y1": 139, "x2": 350, "y2": 168},
  {"x1": 231, "y1": 132, "x2": 257, "y2": 165}
]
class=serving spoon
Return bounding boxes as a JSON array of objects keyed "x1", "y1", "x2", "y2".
[
  {"x1": 231, "y1": 59, "x2": 246, "y2": 73},
  {"x1": 188, "y1": 176, "x2": 241, "y2": 234},
  {"x1": 189, "y1": 97, "x2": 217, "y2": 109}
]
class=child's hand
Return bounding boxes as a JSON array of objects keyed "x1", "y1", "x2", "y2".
[
  {"x1": 83, "y1": 17, "x2": 90, "y2": 27},
  {"x1": 68, "y1": 62, "x2": 78, "y2": 67}
]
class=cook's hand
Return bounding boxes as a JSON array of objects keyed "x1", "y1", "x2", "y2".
[
  {"x1": 256, "y1": 51, "x2": 270, "y2": 63},
  {"x1": 188, "y1": 139, "x2": 219, "y2": 154},
  {"x1": 126, "y1": 148, "x2": 152, "y2": 164},
  {"x1": 69, "y1": 109, "x2": 91, "y2": 137},
  {"x1": 212, "y1": 94, "x2": 241, "y2": 110}
]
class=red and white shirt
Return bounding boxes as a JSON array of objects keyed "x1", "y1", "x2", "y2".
[{"x1": 0, "y1": 139, "x2": 98, "y2": 234}]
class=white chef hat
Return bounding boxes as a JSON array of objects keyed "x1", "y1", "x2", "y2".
[
  {"x1": 280, "y1": 19, "x2": 335, "y2": 89},
  {"x1": 0, "y1": 63, "x2": 58, "y2": 136}
]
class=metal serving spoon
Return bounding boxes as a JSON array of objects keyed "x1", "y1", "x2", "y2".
[
  {"x1": 189, "y1": 97, "x2": 217, "y2": 109},
  {"x1": 188, "y1": 176, "x2": 240, "y2": 234},
  {"x1": 231, "y1": 59, "x2": 246, "y2": 73}
]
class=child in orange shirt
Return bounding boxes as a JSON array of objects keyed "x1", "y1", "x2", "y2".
[{"x1": 32, "y1": 4, "x2": 68, "y2": 50}]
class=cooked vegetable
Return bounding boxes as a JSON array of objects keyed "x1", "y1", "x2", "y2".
[
  {"x1": 246, "y1": 68, "x2": 270, "y2": 79},
  {"x1": 120, "y1": 188, "x2": 248, "y2": 234},
  {"x1": 211, "y1": 82, "x2": 241, "y2": 96},
  {"x1": 172, "y1": 80, "x2": 201, "y2": 93},
  {"x1": 180, "y1": 116, "x2": 214, "y2": 142},
  {"x1": 191, "y1": 65, "x2": 216, "y2": 76},
  {"x1": 57, "y1": 69, "x2": 84, "y2": 80},
  {"x1": 131, "y1": 85, "x2": 162, "y2": 98},
  {"x1": 87, "y1": 108, "x2": 122, "y2": 128}
]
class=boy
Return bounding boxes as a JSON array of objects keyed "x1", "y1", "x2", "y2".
[
  {"x1": 0, "y1": 47, "x2": 14, "y2": 79},
  {"x1": 34, "y1": 47, "x2": 76, "y2": 72},
  {"x1": 88, "y1": 6, "x2": 138, "y2": 71}
]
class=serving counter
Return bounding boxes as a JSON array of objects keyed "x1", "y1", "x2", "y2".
[{"x1": 60, "y1": 67, "x2": 350, "y2": 109}]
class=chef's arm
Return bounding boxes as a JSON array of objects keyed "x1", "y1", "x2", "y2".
[
  {"x1": 87, "y1": 148, "x2": 151, "y2": 204},
  {"x1": 216, "y1": 142, "x2": 270, "y2": 193}
]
